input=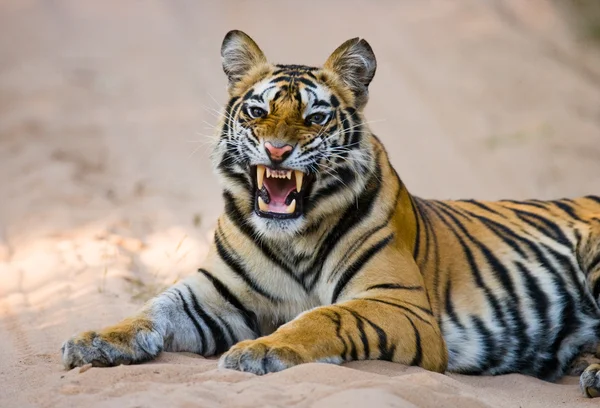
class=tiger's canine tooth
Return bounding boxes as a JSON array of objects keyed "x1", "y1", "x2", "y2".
[
  {"x1": 286, "y1": 199, "x2": 296, "y2": 214},
  {"x1": 295, "y1": 170, "x2": 304, "y2": 192},
  {"x1": 258, "y1": 196, "x2": 269, "y2": 212},
  {"x1": 257, "y1": 165, "x2": 265, "y2": 190}
]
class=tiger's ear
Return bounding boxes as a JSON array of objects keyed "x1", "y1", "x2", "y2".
[
  {"x1": 221, "y1": 30, "x2": 267, "y2": 88},
  {"x1": 324, "y1": 38, "x2": 377, "y2": 108}
]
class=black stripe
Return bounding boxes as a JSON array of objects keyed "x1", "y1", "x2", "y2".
[
  {"x1": 456, "y1": 207, "x2": 529, "y2": 259},
  {"x1": 338, "y1": 109, "x2": 350, "y2": 149},
  {"x1": 330, "y1": 94, "x2": 340, "y2": 107},
  {"x1": 593, "y1": 278, "x2": 600, "y2": 299},
  {"x1": 366, "y1": 283, "x2": 423, "y2": 292},
  {"x1": 173, "y1": 288, "x2": 206, "y2": 354},
  {"x1": 338, "y1": 306, "x2": 395, "y2": 361},
  {"x1": 537, "y1": 296, "x2": 579, "y2": 380},
  {"x1": 574, "y1": 228, "x2": 586, "y2": 273},
  {"x1": 326, "y1": 311, "x2": 349, "y2": 360},
  {"x1": 295, "y1": 87, "x2": 303, "y2": 113},
  {"x1": 297, "y1": 77, "x2": 317, "y2": 88},
  {"x1": 356, "y1": 314, "x2": 370, "y2": 359},
  {"x1": 269, "y1": 75, "x2": 293, "y2": 84},
  {"x1": 405, "y1": 315, "x2": 422, "y2": 366},
  {"x1": 413, "y1": 200, "x2": 439, "y2": 277},
  {"x1": 215, "y1": 314, "x2": 237, "y2": 345},
  {"x1": 347, "y1": 332, "x2": 358, "y2": 360},
  {"x1": 433, "y1": 200, "x2": 471, "y2": 221},
  {"x1": 312, "y1": 99, "x2": 331, "y2": 107},
  {"x1": 198, "y1": 268, "x2": 259, "y2": 335},
  {"x1": 247, "y1": 95, "x2": 264, "y2": 103},
  {"x1": 363, "y1": 298, "x2": 433, "y2": 327},
  {"x1": 515, "y1": 200, "x2": 550, "y2": 210},
  {"x1": 242, "y1": 89, "x2": 255, "y2": 101},
  {"x1": 444, "y1": 279, "x2": 465, "y2": 330},
  {"x1": 214, "y1": 230, "x2": 280, "y2": 302},
  {"x1": 515, "y1": 261, "x2": 551, "y2": 369},
  {"x1": 220, "y1": 96, "x2": 240, "y2": 139},
  {"x1": 346, "y1": 107, "x2": 362, "y2": 147},
  {"x1": 553, "y1": 200, "x2": 583, "y2": 221},
  {"x1": 184, "y1": 284, "x2": 229, "y2": 355},
  {"x1": 331, "y1": 233, "x2": 394, "y2": 303},
  {"x1": 460, "y1": 199, "x2": 506, "y2": 218},
  {"x1": 414, "y1": 198, "x2": 442, "y2": 310},
  {"x1": 346, "y1": 310, "x2": 370, "y2": 359},
  {"x1": 274, "y1": 64, "x2": 318, "y2": 71},
  {"x1": 471, "y1": 315, "x2": 500, "y2": 372},
  {"x1": 512, "y1": 208, "x2": 570, "y2": 245},
  {"x1": 585, "y1": 195, "x2": 600, "y2": 205},
  {"x1": 410, "y1": 197, "x2": 422, "y2": 259},
  {"x1": 588, "y1": 251, "x2": 600, "y2": 274}
]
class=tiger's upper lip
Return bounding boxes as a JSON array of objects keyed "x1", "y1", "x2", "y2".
[{"x1": 256, "y1": 165, "x2": 304, "y2": 193}]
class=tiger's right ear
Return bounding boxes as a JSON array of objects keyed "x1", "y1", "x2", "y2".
[
  {"x1": 324, "y1": 38, "x2": 376, "y2": 109},
  {"x1": 221, "y1": 30, "x2": 267, "y2": 88}
]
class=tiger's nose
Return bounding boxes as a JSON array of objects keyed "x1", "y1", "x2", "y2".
[{"x1": 264, "y1": 142, "x2": 293, "y2": 164}]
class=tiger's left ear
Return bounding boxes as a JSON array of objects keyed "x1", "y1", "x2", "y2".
[
  {"x1": 221, "y1": 30, "x2": 267, "y2": 90},
  {"x1": 324, "y1": 38, "x2": 377, "y2": 108}
]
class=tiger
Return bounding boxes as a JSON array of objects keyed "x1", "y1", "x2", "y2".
[{"x1": 61, "y1": 30, "x2": 600, "y2": 398}]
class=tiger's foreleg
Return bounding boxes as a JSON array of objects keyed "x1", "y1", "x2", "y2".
[
  {"x1": 61, "y1": 269, "x2": 260, "y2": 369},
  {"x1": 220, "y1": 249, "x2": 448, "y2": 374}
]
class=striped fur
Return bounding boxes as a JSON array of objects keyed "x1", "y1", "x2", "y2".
[{"x1": 61, "y1": 31, "x2": 600, "y2": 398}]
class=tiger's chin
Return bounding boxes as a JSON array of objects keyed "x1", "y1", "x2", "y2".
[{"x1": 251, "y1": 214, "x2": 306, "y2": 239}]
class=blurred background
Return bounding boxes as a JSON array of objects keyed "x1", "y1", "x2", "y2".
[{"x1": 0, "y1": 0, "x2": 600, "y2": 403}]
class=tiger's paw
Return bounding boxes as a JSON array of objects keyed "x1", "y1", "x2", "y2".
[
  {"x1": 218, "y1": 338, "x2": 306, "y2": 375},
  {"x1": 61, "y1": 321, "x2": 162, "y2": 369},
  {"x1": 580, "y1": 364, "x2": 600, "y2": 398}
]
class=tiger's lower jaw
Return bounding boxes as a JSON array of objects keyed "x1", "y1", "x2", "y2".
[{"x1": 254, "y1": 190, "x2": 304, "y2": 219}]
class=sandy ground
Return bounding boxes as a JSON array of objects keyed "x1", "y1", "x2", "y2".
[{"x1": 1, "y1": 1, "x2": 600, "y2": 407}]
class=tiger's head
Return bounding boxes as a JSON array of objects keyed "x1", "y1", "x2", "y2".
[{"x1": 213, "y1": 30, "x2": 377, "y2": 238}]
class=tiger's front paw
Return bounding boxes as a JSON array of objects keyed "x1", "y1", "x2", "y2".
[
  {"x1": 218, "y1": 338, "x2": 306, "y2": 375},
  {"x1": 581, "y1": 364, "x2": 600, "y2": 398},
  {"x1": 61, "y1": 320, "x2": 162, "y2": 369}
]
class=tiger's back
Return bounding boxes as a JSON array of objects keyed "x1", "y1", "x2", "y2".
[{"x1": 414, "y1": 195, "x2": 600, "y2": 380}]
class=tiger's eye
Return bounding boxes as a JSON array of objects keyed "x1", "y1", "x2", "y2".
[
  {"x1": 307, "y1": 112, "x2": 329, "y2": 125},
  {"x1": 249, "y1": 107, "x2": 267, "y2": 118}
]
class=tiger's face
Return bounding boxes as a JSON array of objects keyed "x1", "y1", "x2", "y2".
[{"x1": 213, "y1": 31, "x2": 377, "y2": 238}]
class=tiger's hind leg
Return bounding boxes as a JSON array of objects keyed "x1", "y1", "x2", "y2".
[
  {"x1": 578, "y1": 217, "x2": 600, "y2": 397},
  {"x1": 581, "y1": 364, "x2": 600, "y2": 398},
  {"x1": 580, "y1": 216, "x2": 600, "y2": 305}
]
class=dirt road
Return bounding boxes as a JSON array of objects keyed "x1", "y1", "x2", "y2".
[{"x1": 1, "y1": 1, "x2": 599, "y2": 407}]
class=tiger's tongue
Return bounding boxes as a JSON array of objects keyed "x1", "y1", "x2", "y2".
[{"x1": 263, "y1": 178, "x2": 296, "y2": 213}]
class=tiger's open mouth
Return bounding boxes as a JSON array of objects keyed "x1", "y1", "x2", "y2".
[{"x1": 252, "y1": 165, "x2": 312, "y2": 219}]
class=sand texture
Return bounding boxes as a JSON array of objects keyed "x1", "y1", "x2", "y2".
[{"x1": 2, "y1": 1, "x2": 600, "y2": 407}]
